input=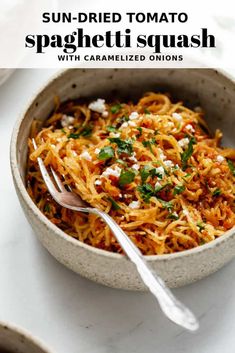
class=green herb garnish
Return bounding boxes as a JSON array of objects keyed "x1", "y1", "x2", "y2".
[
  {"x1": 181, "y1": 137, "x2": 196, "y2": 170},
  {"x1": 98, "y1": 146, "x2": 115, "y2": 161},
  {"x1": 116, "y1": 158, "x2": 127, "y2": 166},
  {"x1": 61, "y1": 128, "x2": 66, "y2": 134},
  {"x1": 197, "y1": 222, "x2": 205, "y2": 232},
  {"x1": 68, "y1": 125, "x2": 93, "y2": 139},
  {"x1": 119, "y1": 169, "x2": 135, "y2": 187},
  {"x1": 109, "y1": 137, "x2": 133, "y2": 155},
  {"x1": 107, "y1": 126, "x2": 117, "y2": 133},
  {"x1": 107, "y1": 197, "x2": 121, "y2": 210},
  {"x1": 140, "y1": 166, "x2": 162, "y2": 183},
  {"x1": 136, "y1": 127, "x2": 143, "y2": 138},
  {"x1": 111, "y1": 104, "x2": 122, "y2": 114},
  {"x1": 227, "y1": 159, "x2": 235, "y2": 176},
  {"x1": 212, "y1": 188, "x2": 221, "y2": 196},
  {"x1": 142, "y1": 138, "x2": 156, "y2": 154},
  {"x1": 158, "y1": 199, "x2": 173, "y2": 211},
  {"x1": 137, "y1": 183, "x2": 155, "y2": 203},
  {"x1": 168, "y1": 212, "x2": 179, "y2": 220},
  {"x1": 173, "y1": 184, "x2": 185, "y2": 195}
]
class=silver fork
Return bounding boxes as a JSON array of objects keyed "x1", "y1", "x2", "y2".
[{"x1": 32, "y1": 139, "x2": 199, "y2": 332}]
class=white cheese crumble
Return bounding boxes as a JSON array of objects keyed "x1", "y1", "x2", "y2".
[
  {"x1": 164, "y1": 160, "x2": 174, "y2": 168},
  {"x1": 129, "y1": 152, "x2": 137, "y2": 162},
  {"x1": 167, "y1": 121, "x2": 175, "y2": 127},
  {"x1": 155, "y1": 166, "x2": 165, "y2": 177},
  {"x1": 88, "y1": 98, "x2": 106, "y2": 114},
  {"x1": 155, "y1": 181, "x2": 161, "y2": 189},
  {"x1": 132, "y1": 164, "x2": 140, "y2": 171},
  {"x1": 80, "y1": 151, "x2": 92, "y2": 161},
  {"x1": 61, "y1": 114, "x2": 75, "y2": 127},
  {"x1": 159, "y1": 149, "x2": 167, "y2": 161},
  {"x1": 217, "y1": 155, "x2": 225, "y2": 163},
  {"x1": 94, "y1": 180, "x2": 102, "y2": 185},
  {"x1": 178, "y1": 137, "x2": 189, "y2": 148},
  {"x1": 94, "y1": 148, "x2": 100, "y2": 155},
  {"x1": 110, "y1": 132, "x2": 120, "y2": 138},
  {"x1": 129, "y1": 112, "x2": 139, "y2": 120},
  {"x1": 129, "y1": 200, "x2": 140, "y2": 209},
  {"x1": 172, "y1": 112, "x2": 182, "y2": 121},
  {"x1": 102, "y1": 111, "x2": 109, "y2": 118},
  {"x1": 120, "y1": 121, "x2": 128, "y2": 129},
  {"x1": 182, "y1": 209, "x2": 189, "y2": 216},
  {"x1": 102, "y1": 166, "x2": 122, "y2": 178},
  {"x1": 185, "y1": 124, "x2": 195, "y2": 133},
  {"x1": 128, "y1": 121, "x2": 136, "y2": 127}
]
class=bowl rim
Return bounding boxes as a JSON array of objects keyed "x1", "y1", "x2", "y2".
[
  {"x1": 10, "y1": 67, "x2": 235, "y2": 262},
  {"x1": 0, "y1": 320, "x2": 53, "y2": 352}
]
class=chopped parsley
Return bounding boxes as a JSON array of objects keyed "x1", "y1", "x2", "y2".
[
  {"x1": 142, "y1": 138, "x2": 156, "y2": 154},
  {"x1": 119, "y1": 169, "x2": 135, "y2": 187},
  {"x1": 136, "y1": 127, "x2": 143, "y2": 138},
  {"x1": 68, "y1": 125, "x2": 93, "y2": 139},
  {"x1": 137, "y1": 183, "x2": 155, "y2": 203},
  {"x1": 158, "y1": 199, "x2": 173, "y2": 211},
  {"x1": 98, "y1": 146, "x2": 115, "y2": 160},
  {"x1": 107, "y1": 126, "x2": 117, "y2": 133},
  {"x1": 155, "y1": 182, "x2": 171, "y2": 194},
  {"x1": 212, "y1": 188, "x2": 221, "y2": 197},
  {"x1": 61, "y1": 128, "x2": 66, "y2": 134},
  {"x1": 111, "y1": 104, "x2": 122, "y2": 114},
  {"x1": 227, "y1": 159, "x2": 235, "y2": 176},
  {"x1": 140, "y1": 166, "x2": 162, "y2": 183},
  {"x1": 173, "y1": 184, "x2": 185, "y2": 195},
  {"x1": 180, "y1": 137, "x2": 196, "y2": 170},
  {"x1": 109, "y1": 137, "x2": 133, "y2": 155},
  {"x1": 197, "y1": 222, "x2": 205, "y2": 232},
  {"x1": 107, "y1": 197, "x2": 121, "y2": 210}
]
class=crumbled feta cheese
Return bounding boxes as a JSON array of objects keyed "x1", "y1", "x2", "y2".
[
  {"x1": 182, "y1": 209, "x2": 189, "y2": 216},
  {"x1": 102, "y1": 166, "x2": 122, "y2": 178},
  {"x1": 167, "y1": 121, "x2": 175, "y2": 127},
  {"x1": 155, "y1": 166, "x2": 165, "y2": 177},
  {"x1": 185, "y1": 124, "x2": 195, "y2": 133},
  {"x1": 129, "y1": 152, "x2": 137, "y2": 162},
  {"x1": 155, "y1": 181, "x2": 161, "y2": 189},
  {"x1": 132, "y1": 164, "x2": 140, "y2": 171},
  {"x1": 129, "y1": 200, "x2": 140, "y2": 209},
  {"x1": 61, "y1": 114, "x2": 75, "y2": 127},
  {"x1": 80, "y1": 151, "x2": 92, "y2": 161},
  {"x1": 164, "y1": 160, "x2": 174, "y2": 168},
  {"x1": 128, "y1": 121, "x2": 136, "y2": 127},
  {"x1": 120, "y1": 121, "x2": 128, "y2": 129},
  {"x1": 88, "y1": 98, "x2": 106, "y2": 114},
  {"x1": 217, "y1": 155, "x2": 225, "y2": 163},
  {"x1": 94, "y1": 180, "x2": 102, "y2": 185},
  {"x1": 94, "y1": 148, "x2": 100, "y2": 155},
  {"x1": 158, "y1": 149, "x2": 166, "y2": 161},
  {"x1": 119, "y1": 194, "x2": 122, "y2": 198},
  {"x1": 72, "y1": 151, "x2": 77, "y2": 157},
  {"x1": 178, "y1": 137, "x2": 189, "y2": 148},
  {"x1": 129, "y1": 112, "x2": 139, "y2": 120},
  {"x1": 110, "y1": 132, "x2": 120, "y2": 138},
  {"x1": 172, "y1": 112, "x2": 182, "y2": 121},
  {"x1": 102, "y1": 111, "x2": 109, "y2": 118}
]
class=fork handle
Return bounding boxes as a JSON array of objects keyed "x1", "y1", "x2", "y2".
[{"x1": 94, "y1": 209, "x2": 198, "y2": 331}]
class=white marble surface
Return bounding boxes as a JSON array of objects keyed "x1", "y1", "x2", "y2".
[{"x1": 1, "y1": 69, "x2": 235, "y2": 353}]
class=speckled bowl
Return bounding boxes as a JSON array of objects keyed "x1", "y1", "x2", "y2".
[
  {"x1": 0, "y1": 321, "x2": 53, "y2": 353},
  {"x1": 10, "y1": 69, "x2": 235, "y2": 290}
]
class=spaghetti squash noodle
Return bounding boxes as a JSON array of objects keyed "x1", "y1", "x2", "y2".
[{"x1": 27, "y1": 92, "x2": 235, "y2": 255}]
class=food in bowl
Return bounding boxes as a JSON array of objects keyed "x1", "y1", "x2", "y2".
[{"x1": 26, "y1": 91, "x2": 235, "y2": 255}]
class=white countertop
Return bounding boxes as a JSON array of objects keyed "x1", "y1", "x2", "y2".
[{"x1": 1, "y1": 69, "x2": 235, "y2": 353}]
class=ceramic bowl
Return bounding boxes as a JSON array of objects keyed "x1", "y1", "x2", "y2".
[
  {"x1": 10, "y1": 68, "x2": 235, "y2": 290},
  {"x1": 0, "y1": 321, "x2": 52, "y2": 353}
]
